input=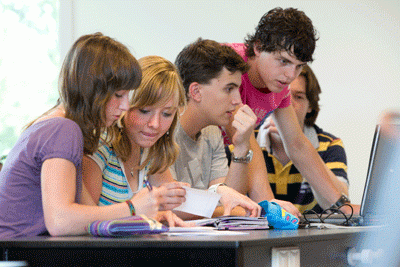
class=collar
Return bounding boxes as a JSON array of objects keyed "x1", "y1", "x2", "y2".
[
  {"x1": 177, "y1": 120, "x2": 202, "y2": 142},
  {"x1": 304, "y1": 125, "x2": 319, "y2": 149},
  {"x1": 265, "y1": 125, "x2": 319, "y2": 153}
]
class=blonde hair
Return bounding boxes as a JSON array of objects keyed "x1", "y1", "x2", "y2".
[{"x1": 111, "y1": 55, "x2": 186, "y2": 175}]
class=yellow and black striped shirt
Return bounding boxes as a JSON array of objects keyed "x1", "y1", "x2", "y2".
[{"x1": 263, "y1": 125, "x2": 348, "y2": 214}]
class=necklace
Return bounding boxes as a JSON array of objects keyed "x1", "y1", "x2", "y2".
[
  {"x1": 130, "y1": 166, "x2": 149, "y2": 188},
  {"x1": 128, "y1": 148, "x2": 149, "y2": 187},
  {"x1": 129, "y1": 147, "x2": 141, "y2": 177}
]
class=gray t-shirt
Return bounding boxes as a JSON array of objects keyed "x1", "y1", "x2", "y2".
[
  {"x1": 170, "y1": 122, "x2": 228, "y2": 190},
  {"x1": 0, "y1": 117, "x2": 83, "y2": 238}
]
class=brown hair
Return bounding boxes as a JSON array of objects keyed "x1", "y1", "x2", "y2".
[
  {"x1": 175, "y1": 38, "x2": 249, "y2": 99},
  {"x1": 40, "y1": 33, "x2": 141, "y2": 154},
  {"x1": 111, "y1": 55, "x2": 186, "y2": 175},
  {"x1": 300, "y1": 65, "x2": 321, "y2": 126}
]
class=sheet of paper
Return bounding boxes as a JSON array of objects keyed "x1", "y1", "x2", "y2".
[
  {"x1": 164, "y1": 231, "x2": 249, "y2": 236},
  {"x1": 173, "y1": 186, "x2": 221, "y2": 218},
  {"x1": 168, "y1": 226, "x2": 216, "y2": 232},
  {"x1": 164, "y1": 227, "x2": 248, "y2": 236}
]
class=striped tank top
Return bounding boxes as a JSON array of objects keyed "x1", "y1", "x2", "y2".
[{"x1": 90, "y1": 140, "x2": 149, "y2": 206}]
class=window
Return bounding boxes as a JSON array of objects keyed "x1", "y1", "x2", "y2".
[{"x1": 0, "y1": 0, "x2": 59, "y2": 159}]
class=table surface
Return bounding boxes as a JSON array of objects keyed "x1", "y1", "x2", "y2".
[
  {"x1": 0, "y1": 226, "x2": 367, "y2": 249},
  {"x1": 1, "y1": 226, "x2": 373, "y2": 267}
]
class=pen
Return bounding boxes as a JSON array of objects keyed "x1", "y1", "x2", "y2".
[{"x1": 144, "y1": 179, "x2": 153, "y2": 191}]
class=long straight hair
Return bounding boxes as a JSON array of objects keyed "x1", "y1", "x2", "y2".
[
  {"x1": 111, "y1": 55, "x2": 186, "y2": 175},
  {"x1": 26, "y1": 33, "x2": 142, "y2": 155}
]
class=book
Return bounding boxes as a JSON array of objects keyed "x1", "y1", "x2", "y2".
[{"x1": 189, "y1": 216, "x2": 270, "y2": 230}]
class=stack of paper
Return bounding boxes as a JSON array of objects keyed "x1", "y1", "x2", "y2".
[{"x1": 190, "y1": 216, "x2": 270, "y2": 230}]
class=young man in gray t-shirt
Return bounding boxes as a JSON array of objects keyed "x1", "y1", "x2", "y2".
[{"x1": 171, "y1": 38, "x2": 260, "y2": 217}]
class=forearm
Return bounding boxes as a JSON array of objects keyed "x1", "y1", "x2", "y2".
[
  {"x1": 310, "y1": 175, "x2": 349, "y2": 210},
  {"x1": 224, "y1": 104, "x2": 266, "y2": 200},
  {"x1": 43, "y1": 158, "x2": 140, "y2": 236},
  {"x1": 273, "y1": 106, "x2": 349, "y2": 209},
  {"x1": 224, "y1": 145, "x2": 249, "y2": 194},
  {"x1": 289, "y1": 140, "x2": 347, "y2": 209},
  {"x1": 247, "y1": 135, "x2": 275, "y2": 202},
  {"x1": 45, "y1": 202, "x2": 132, "y2": 236}
]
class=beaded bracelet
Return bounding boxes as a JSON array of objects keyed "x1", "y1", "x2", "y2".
[{"x1": 125, "y1": 200, "x2": 136, "y2": 216}]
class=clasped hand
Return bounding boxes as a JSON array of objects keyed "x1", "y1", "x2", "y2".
[{"x1": 231, "y1": 104, "x2": 257, "y2": 151}]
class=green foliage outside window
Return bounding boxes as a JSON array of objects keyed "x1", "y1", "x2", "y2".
[{"x1": 0, "y1": 0, "x2": 59, "y2": 158}]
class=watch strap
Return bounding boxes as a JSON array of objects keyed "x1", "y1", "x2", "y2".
[
  {"x1": 330, "y1": 194, "x2": 350, "y2": 209},
  {"x1": 208, "y1": 183, "x2": 227, "y2": 194},
  {"x1": 231, "y1": 149, "x2": 253, "y2": 163}
]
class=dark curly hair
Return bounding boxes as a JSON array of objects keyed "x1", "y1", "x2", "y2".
[{"x1": 245, "y1": 7, "x2": 319, "y2": 63}]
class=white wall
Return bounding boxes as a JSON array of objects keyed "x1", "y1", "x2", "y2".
[{"x1": 61, "y1": 0, "x2": 400, "y2": 205}]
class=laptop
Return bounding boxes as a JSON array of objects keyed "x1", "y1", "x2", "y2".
[{"x1": 301, "y1": 122, "x2": 400, "y2": 226}]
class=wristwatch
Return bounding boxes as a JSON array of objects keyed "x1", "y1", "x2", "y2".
[
  {"x1": 330, "y1": 194, "x2": 350, "y2": 209},
  {"x1": 231, "y1": 150, "x2": 253, "y2": 163},
  {"x1": 208, "y1": 183, "x2": 227, "y2": 193}
]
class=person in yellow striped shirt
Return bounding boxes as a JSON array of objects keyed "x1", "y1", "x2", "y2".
[{"x1": 257, "y1": 65, "x2": 348, "y2": 214}]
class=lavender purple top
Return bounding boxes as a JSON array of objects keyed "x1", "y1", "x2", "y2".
[{"x1": 0, "y1": 117, "x2": 83, "y2": 238}]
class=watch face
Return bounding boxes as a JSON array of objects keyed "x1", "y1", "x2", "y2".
[
  {"x1": 339, "y1": 195, "x2": 350, "y2": 205},
  {"x1": 246, "y1": 150, "x2": 253, "y2": 162},
  {"x1": 232, "y1": 150, "x2": 253, "y2": 163}
]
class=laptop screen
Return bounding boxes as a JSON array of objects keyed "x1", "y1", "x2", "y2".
[{"x1": 360, "y1": 122, "x2": 400, "y2": 221}]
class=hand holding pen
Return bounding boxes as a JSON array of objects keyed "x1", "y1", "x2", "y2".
[
  {"x1": 128, "y1": 180, "x2": 190, "y2": 219},
  {"x1": 144, "y1": 179, "x2": 153, "y2": 191}
]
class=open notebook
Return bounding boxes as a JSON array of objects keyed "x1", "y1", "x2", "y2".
[{"x1": 301, "y1": 122, "x2": 400, "y2": 226}]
